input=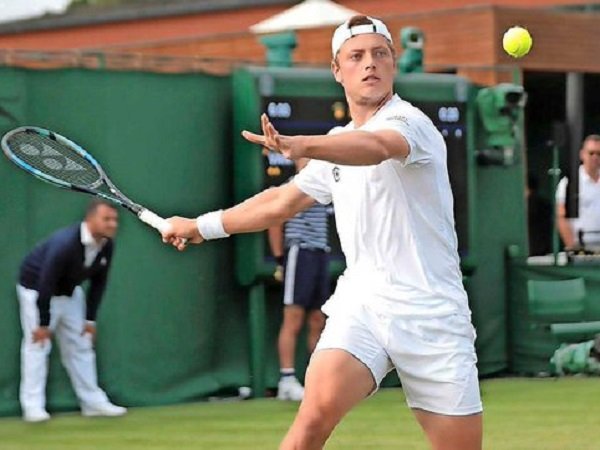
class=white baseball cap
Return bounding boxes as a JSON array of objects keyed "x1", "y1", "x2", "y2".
[{"x1": 331, "y1": 16, "x2": 393, "y2": 58}]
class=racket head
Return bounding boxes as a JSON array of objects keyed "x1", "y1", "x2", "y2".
[
  {"x1": 1, "y1": 126, "x2": 141, "y2": 213},
  {"x1": 2, "y1": 126, "x2": 103, "y2": 188}
]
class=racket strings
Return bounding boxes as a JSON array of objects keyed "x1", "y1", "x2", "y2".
[{"x1": 7, "y1": 132, "x2": 102, "y2": 188}]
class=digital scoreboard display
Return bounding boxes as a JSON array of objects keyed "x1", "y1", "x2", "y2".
[
  {"x1": 261, "y1": 97, "x2": 469, "y2": 259},
  {"x1": 261, "y1": 97, "x2": 348, "y2": 262},
  {"x1": 415, "y1": 102, "x2": 469, "y2": 259},
  {"x1": 261, "y1": 97, "x2": 349, "y2": 187}
]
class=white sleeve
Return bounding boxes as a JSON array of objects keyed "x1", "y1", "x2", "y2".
[
  {"x1": 555, "y1": 177, "x2": 568, "y2": 204},
  {"x1": 376, "y1": 108, "x2": 433, "y2": 167},
  {"x1": 293, "y1": 160, "x2": 332, "y2": 205}
]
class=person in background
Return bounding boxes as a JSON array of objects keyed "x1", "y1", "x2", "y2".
[
  {"x1": 270, "y1": 158, "x2": 330, "y2": 402},
  {"x1": 17, "y1": 199, "x2": 126, "y2": 422},
  {"x1": 556, "y1": 134, "x2": 600, "y2": 250}
]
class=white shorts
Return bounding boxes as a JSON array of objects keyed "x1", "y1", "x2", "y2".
[{"x1": 315, "y1": 302, "x2": 483, "y2": 416}]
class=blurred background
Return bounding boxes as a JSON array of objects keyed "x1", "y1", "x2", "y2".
[{"x1": 1, "y1": 0, "x2": 600, "y2": 419}]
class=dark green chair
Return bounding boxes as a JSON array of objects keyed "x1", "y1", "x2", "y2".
[{"x1": 527, "y1": 278, "x2": 600, "y2": 342}]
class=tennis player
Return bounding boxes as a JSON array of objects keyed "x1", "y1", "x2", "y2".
[{"x1": 162, "y1": 15, "x2": 482, "y2": 450}]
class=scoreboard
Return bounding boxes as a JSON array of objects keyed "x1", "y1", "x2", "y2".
[
  {"x1": 233, "y1": 67, "x2": 477, "y2": 286},
  {"x1": 416, "y1": 101, "x2": 470, "y2": 261}
]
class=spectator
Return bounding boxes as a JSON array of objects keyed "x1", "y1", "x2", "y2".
[
  {"x1": 272, "y1": 158, "x2": 330, "y2": 401},
  {"x1": 556, "y1": 135, "x2": 600, "y2": 250}
]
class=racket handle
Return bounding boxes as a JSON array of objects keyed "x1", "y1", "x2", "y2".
[
  {"x1": 138, "y1": 209, "x2": 171, "y2": 234},
  {"x1": 138, "y1": 209, "x2": 189, "y2": 245}
]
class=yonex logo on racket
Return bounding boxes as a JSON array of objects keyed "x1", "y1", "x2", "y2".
[
  {"x1": 20, "y1": 143, "x2": 85, "y2": 172},
  {"x1": 2, "y1": 126, "x2": 174, "y2": 238}
]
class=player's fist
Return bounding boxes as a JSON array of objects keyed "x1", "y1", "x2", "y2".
[
  {"x1": 273, "y1": 264, "x2": 284, "y2": 283},
  {"x1": 162, "y1": 217, "x2": 204, "y2": 251}
]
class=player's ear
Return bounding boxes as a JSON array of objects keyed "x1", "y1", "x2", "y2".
[{"x1": 331, "y1": 58, "x2": 342, "y2": 83}]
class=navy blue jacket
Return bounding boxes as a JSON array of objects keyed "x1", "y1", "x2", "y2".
[{"x1": 19, "y1": 224, "x2": 114, "y2": 327}]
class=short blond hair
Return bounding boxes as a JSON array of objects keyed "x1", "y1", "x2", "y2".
[
  {"x1": 332, "y1": 15, "x2": 396, "y2": 65},
  {"x1": 583, "y1": 134, "x2": 600, "y2": 147}
]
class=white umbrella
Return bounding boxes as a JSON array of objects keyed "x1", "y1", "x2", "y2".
[{"x1": 250, "y1": 0, "x2": 360, "y2": 34}]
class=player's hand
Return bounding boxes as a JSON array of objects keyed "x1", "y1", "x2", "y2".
[
  {"x1": 162, "y1": 217, "x2": 204, "y2": 251},
  {"x1": 242, "y1": 114, "x2": 303, "y2": 160},
  {"x1": 82, "y1": 322, "x2": 96, "y2": 342},
  {"x1": 273, "y1": 264, "x2": 284, "y2": 283},
  {"x1": 32, "y1": 326, "x2": 51, "y2": 344}
]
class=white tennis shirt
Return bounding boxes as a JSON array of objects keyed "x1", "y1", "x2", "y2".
[
  {"x1": 555, "y1": 165, "x2": 600, "y2": 247},
  {"x1": 80, "y1": 222, "x2": 105, "y2": 268},
  {"x1": 294, "y1": 94, "x2": 469, "y2": 318}
]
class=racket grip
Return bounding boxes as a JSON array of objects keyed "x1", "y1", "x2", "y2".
[
  {"x1": 138, "y1": 209, "x2": 189, "y2": 245},
  {"x1": 138, "y1": 209, "x2": 171, "y2": 234}
]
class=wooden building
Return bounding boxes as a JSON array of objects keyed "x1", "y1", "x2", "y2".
[{"x1": 0, "y1": 1, "x2": 598, "y2": 85}]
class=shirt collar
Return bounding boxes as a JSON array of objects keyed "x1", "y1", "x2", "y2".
[
  {"x1": 580, "y1": 165, "x2": 600, "y2": 184},
  {"x1": 349, "y1": 93, "x2": 399, "y2": 130},
  {"x1": 80, "y1": 222, "x2": 100, "y2": 247}
]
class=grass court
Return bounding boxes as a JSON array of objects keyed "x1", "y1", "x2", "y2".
[{"x1": 1, "y1": 377, "x2": 599, "y2": 449}]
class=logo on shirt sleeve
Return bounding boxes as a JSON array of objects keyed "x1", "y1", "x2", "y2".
[
  {"x1": 332, "y1": 166, "x2": 341, "y2": 182},
  {"x1": 386, "y1": 115, "x2": 409, "y2": 126}
]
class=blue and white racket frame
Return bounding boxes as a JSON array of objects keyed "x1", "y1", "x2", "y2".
[{"x1": 1, "y1": 126, "x2": 173, "y2": 235}]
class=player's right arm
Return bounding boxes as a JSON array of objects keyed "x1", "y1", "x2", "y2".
[{"x1": 163, "y1": 182, "x2": 315, "y2": 250}]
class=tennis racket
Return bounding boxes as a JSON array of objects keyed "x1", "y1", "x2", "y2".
[{"x1": 1, "y1": 126, "x2": 174, "y2": 236}]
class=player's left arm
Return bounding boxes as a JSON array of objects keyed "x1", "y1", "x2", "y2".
[
  {"x1": 295, "y1": 129, "x2": 409, "y2": 165},
  {"x1": 242, "y1": 113, "x2": 409, "y2": 166}
]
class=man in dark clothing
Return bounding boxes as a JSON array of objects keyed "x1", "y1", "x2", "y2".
[{"x1": 17, "y1": 199, "x2": 126, "y2": 422}]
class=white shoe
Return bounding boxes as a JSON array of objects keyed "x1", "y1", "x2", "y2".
[
  {"x1": 82, "y1": 402, "x2": 127, "y2": 417},
  {"x1": 277, "y1": 376, "x2": 304, "y2": 401},
  {"x1": 23, "y1": 409, "x2": 50, "y2": 423}
]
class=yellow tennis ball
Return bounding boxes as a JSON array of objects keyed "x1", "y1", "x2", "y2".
[{"x1": 503, "y1": 26, "x2": 533, "y2": 58}]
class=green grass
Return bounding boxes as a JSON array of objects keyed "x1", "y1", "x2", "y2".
[{"x1": 1, "y1": 378, "x2": 599, "y2": 449}]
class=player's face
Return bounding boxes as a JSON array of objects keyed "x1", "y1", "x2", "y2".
[
  {"x1": 332, "y1": 34, "x2": 396, "y2": 106},
  {"x1": 580, "y1": 139, "x2": 600, "y2": 173},
  {"x1": 88, "y1": 204, "x2": 119, "y2": 240}
]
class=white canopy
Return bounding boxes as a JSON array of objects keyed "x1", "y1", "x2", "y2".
[{"x1": 250, "y1": 0, "x2": 360, "y2": 34}]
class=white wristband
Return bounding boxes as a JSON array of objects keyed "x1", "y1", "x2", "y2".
[{"x1": 196, "y1": 210, "x2": 230, "y2": 240}]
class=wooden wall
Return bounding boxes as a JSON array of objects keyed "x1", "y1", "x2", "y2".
[
  {"x1": 1, "y1": 4, "x2": 599, "y2": 85},
  {"x1": 102, "y1": 6, "x2": 600, "y2": 85}
]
